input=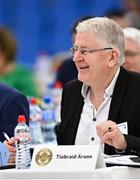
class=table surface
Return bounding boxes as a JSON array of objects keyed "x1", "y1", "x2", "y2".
[{"x1": 0, "y1": 166, "x2": 140, "y2": 179}]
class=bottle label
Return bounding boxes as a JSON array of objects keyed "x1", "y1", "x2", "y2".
[
  {"x1": 15, "y1": 132, "x2": 31, "y2": 142},
  {"x1": 42, "y1": 110, "x2": 55, "y2": 122},
  {"x1": 30, "y1": 108, "x2": 41, "y2": 122}
]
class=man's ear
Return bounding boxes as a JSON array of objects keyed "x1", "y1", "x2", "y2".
[{"x1": 108, "y1": 49, "x2": 119, "y2": 67}]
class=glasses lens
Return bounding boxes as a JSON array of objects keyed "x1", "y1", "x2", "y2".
[
  {"x1": 70, "y1": 47, "x2": 74, "y2": 56},
  {"x1": 70, "y1": 47, "x2": 87, "y2": 56}
]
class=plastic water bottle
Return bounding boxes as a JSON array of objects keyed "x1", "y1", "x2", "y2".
[
  {"x1": 41, "y1": 96, "x2": 56, "y2": 144},
  {"x1": 52, "y1": 81, "x2": 62, "y2": 122},
  {"x1": 44, "y1": 83, "x2": 53, "y2": 99},
  {"x1": 14, "y1": 115, "x2": 31, "y2": 170},
  {"x1": 29, "y1": 98, "x2": 44, "y2": 144}
]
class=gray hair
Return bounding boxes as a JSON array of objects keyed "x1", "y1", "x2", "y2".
[
  {"x1": 76, "y1": 17, "x2": 125, "y2": 65},
  {"x1": 123, "y1": 27, "x2": 140, "y2": 47}
]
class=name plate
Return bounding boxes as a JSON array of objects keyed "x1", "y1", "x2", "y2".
[{"x1": 31, "y1": 145, "x2": 106, "y2": 171}]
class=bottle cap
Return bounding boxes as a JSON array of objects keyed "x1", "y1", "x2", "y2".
[
  {"x1": 18, "y1": 115, "x2": 26, "y2": 123},
  {"x1": 53, "y1": 81, "x2": 62, "y2": 88},
  {"x1": 44, "y1": 96, "x2": 51, "y2": 103},
  {"x1": 30, "y1": 98, "x2": 38, "y2": 105}
]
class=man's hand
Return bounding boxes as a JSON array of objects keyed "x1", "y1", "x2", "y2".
[
  {"x1": 3, "y1": 137, "x2": 16, "y2": 163},
  {"x1": 96, "y1": 120, "x2": 127, "y2": 151}
]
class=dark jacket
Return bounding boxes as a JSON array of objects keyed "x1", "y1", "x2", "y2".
[
  {"x1": 0, "y1": 83, "x2": 29, "y2": 142},
  {"x1": 57, "y1": 67, "x2": 140, "y2": 155},
  {"x1": 56, "y1": 58, "x2": 78, "y2": 86}
]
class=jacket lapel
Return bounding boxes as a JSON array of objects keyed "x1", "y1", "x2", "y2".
[
  {"x1": 105, "y1": 67, "x2": 128, "y2": 154},
  {"x1": 108, "y1": 67, "x2": 128, "y2": 122}
]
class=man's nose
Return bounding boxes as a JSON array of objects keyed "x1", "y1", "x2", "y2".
[{"x1": 73, "y1": 50, "x2": 83, "y2": 62}]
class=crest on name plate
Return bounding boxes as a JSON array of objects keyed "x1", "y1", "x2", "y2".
[{"x1": 35, "y1": 148, "x2": 53, "y2": 166}]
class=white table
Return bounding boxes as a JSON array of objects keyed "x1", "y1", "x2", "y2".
[{"x1": 0, "y1": 166, "x2": 140, "y2": 179}]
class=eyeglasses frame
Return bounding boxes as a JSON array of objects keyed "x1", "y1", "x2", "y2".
[{"x1": 70, "y1": 46, "x2": 113, "y2": 56}]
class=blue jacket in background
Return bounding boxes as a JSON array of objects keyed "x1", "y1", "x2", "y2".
[{"x1": 0, "y1": 83, "x2": 29, "y2": 142}]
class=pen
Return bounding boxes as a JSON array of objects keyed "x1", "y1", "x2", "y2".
[{"x1": 3, "y1": 132, "x2": 11, "y2": 141}]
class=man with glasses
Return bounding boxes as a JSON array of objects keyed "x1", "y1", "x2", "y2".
[
  {"x1": 56, "y1": 17, "x2": 140, "y2": 155},
  {"x1": 123, "y1": 27, "x2": 140, "y2": 73}
]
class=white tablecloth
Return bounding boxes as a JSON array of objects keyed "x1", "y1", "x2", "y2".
[{"x1": 0, "y1": 166, "x2": 140, "y2": 179}]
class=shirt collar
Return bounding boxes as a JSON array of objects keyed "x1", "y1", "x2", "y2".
[{"x1": 81, "y1": 68, "x2": 120, "y2": 99}]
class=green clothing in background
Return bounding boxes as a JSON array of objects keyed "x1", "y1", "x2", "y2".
[{"x1": 0, "y1": 64, "x2": 39, "y2": 97}]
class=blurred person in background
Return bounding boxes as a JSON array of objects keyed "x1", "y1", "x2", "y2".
[
  {"x1": 123, "y1": 27, "x2": 140, "y2": 72},
  {"x1": 124, "y1": 0, "x2": 140, "y2": 29},
  {"x1": 107, "y1": 10, "x2": 131, "y2": 28},
  {"x1": 55, "y1": 16, "x2": 93, "y2": 87},
  {"x1": 0, "y1": 83, "x2": 29, "y2": 143},
  {"x1": 0, "y1": 27, "x2": 39, "y2": 97},
  {"x1": 3, "y1": 137, "x2": 16, "y2": 163},
  {"x1": 34, "y1": 53, "x2": 56, "y2": 97}
]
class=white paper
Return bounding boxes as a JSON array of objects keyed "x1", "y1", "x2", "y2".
[
  {"x1": 104, "y1": 154, "x2": 140, "y2": 166},
  {"x1": 117, "y1": 122, "x2": 128, "y2": 135}
]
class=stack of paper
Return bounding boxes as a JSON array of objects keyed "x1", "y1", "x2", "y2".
[{"x1": 104, "y1": 154, "x2": 140, "y2": 167}]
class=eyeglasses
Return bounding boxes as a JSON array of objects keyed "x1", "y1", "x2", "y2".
[
  {"x1": 125, "y1": 50, "x2": 140, "y2": 57},
  {"x1": 70, "y1": 46, "x2": 113, "y2": 56}
]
